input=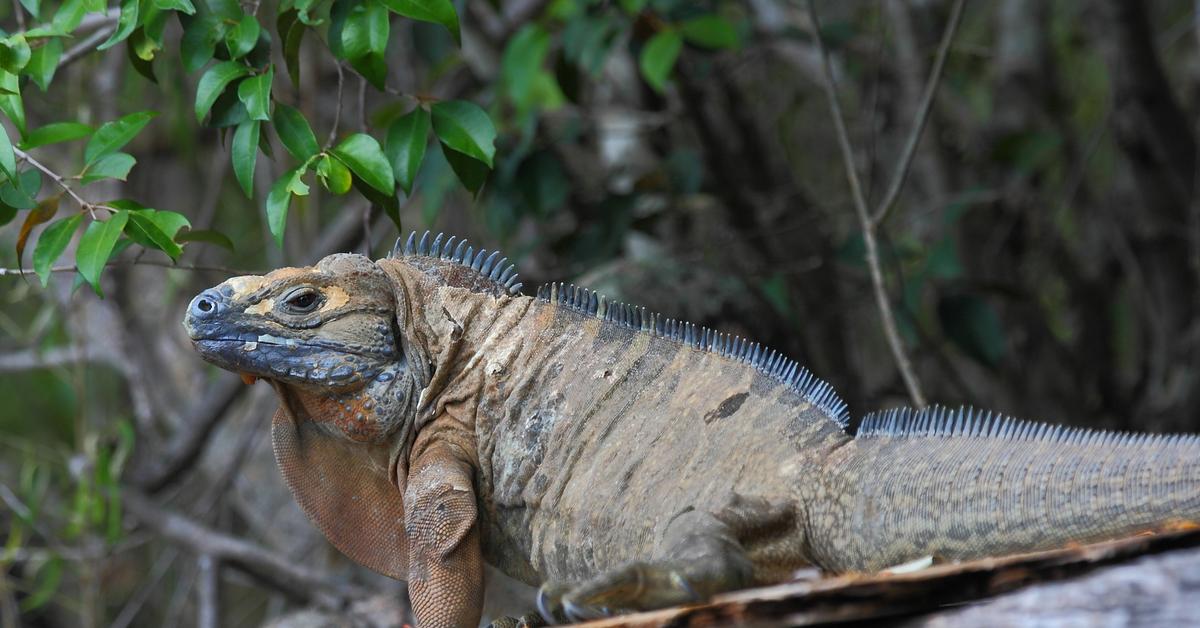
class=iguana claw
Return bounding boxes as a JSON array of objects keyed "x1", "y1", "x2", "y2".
[
  {"x1": 537, "y1": 563, "x2": 702, "y2": 623},
  {"x1": 562, "y1": 598, "x2": 608, "y2": 623},
  {"x1": 536, "y1": 583, "x2": 566, "y2": 624}
]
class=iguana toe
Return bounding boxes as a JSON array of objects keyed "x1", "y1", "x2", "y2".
[
  {"x1": 487, "y1": 612, "x2": 547, "y2": 628},
  {"x1": 546, "y1": 562, "x2": 703, "y2": 621}
]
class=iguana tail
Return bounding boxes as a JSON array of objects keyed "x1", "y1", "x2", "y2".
[{"x1": 805, "y1": 406, "x2": 1200, "y2": 573}]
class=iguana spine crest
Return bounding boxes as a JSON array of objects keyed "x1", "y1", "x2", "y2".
[
  {"x1": 535, "y1": 281, "x2": 851, "y2": 428},
  {"x1": 861, "y1": 404, "x2": 1200, "y2": 446},
  {"x1": 390, "y1": 230, "x2": 524, "y2": 294}
]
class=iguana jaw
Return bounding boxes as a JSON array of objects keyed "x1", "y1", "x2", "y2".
[{"x1": 183, "y1": 253, "x2": 404, "y2": 391}]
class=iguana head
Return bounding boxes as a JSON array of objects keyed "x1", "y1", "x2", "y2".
[
  {"x1": 184, "y1": 253, "x2": 401, "y2": 391},
  {"x1": 184, "y1": 253, "x2": 419, "y2": 579}
]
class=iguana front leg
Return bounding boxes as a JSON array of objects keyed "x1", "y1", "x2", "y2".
[{"x1": 404, "y1": 442, "x2": 484, "y2": 628}]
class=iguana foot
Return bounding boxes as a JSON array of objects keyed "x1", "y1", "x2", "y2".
[
  {"x1": 537, "y1": 562, "x2": 701, "y2": 623},
  {"x1": 487, "y1": 612, "x2": 547, "y2": 628}
]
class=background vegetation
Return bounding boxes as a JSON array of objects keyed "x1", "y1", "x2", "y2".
[{"x1": 1, "y1": 0, "x2": 1199, "y2": 625}]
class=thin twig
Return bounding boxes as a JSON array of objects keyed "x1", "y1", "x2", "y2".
[
  {"x1": 13, "y1": 147, "x2": 96, "y2": 215},
  {"x1": 0, "y1": 259, "x2": 252, "y2": 277},
  {"x1": 197, "y1": 555, "x2": 220, "y2": 628},
  {"x1": 58, "y1": 26, "x2": 117, "y2": 70},
  {"x1": 357, "y1": 75, "x2": 367, "y2": 130},
  {"x1": 807, "y1": 0, "x2": 930, "y2": 408},
  {"x1": 326, "y1": 63, "x2": 345, "y2": 147},
  {"x1": 870, "y1": 0, "x2": 966, "y2": 228},
  {"x1": 12, "y1": 0, "x2": 25, "y2": 32}
]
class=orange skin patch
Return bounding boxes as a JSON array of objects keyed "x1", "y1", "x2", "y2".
[{"x1": 291, "y1": 386, "x2": 385, "y2": 443}]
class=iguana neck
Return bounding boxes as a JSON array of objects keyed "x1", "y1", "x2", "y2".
[{"x1": 273, "y1": 361, "x2": 416, "y2": 445}]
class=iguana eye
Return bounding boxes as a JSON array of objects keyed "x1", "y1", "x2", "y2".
[{"x1": 281, "y1": 288, "x2": 322, "y2": 314}]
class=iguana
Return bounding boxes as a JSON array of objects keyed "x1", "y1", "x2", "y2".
[{"x1": 183, "y1": 231, "x2": 1200, "y2": 627}]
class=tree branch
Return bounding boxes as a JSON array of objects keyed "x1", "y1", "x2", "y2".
[
  {"x1": 121, "y1": 490, "x2": 369, "y2": 607},
  {"x1": 872, "y1": 0, "x2": 965, "y2": 227},
  {"x1": 127, "y1": 375, "x2": 245, "y2": 493},
  {"x1": 0, "y1": 259, "x2": 253, "y2": 277},
  {"x1": 806, "y1": 0, "x2": 932, "y2": 408}
]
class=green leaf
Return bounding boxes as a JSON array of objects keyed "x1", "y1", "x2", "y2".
[
  {"x1": 154, "y1": 0, "x2": 195, "y2": 14},
  {"x1": 181, "y1": 14, "x2": 224, "y2": 72},
  {"x1": 380, "y1": 0, "x2": 458, "y2": 43},
  {"x1": 266, "y1": 166, "x2": 306, "y2": 247},
  {"x1": 316, "y1": 153, "x2": 351, "y2": 194},
  {"x1": 364, "y1": 0, "x2": 388, "y2": 56},
  {"x1": 3, "y1": 169, "x2": 42, "y2": 209},
  {"x1": 205, "y1": 0, "x2": 242, "y2": 21},
  {"x1": 278, "y1": 10, "x2": 305, "y2": 86},
  {"x1": 208, "y1": 88, "x2": 249, "y2": 128},
  {"x1": 352, "y1": 175, "x2": 399, "y2": 228},
  {"x1": 51, "y1": 0, "x2": 86, "y2": 32},
  {"x1": 236, "y1": 67, "x2": 272, "y2": 121},
  {"x1": 349, "y1": 52, "x2": 386, "y2": 90},
  {"x1": 332, "y1": 132, "x2": 393, "y2": 194},
  {"x1": 149, "y1": 209, "x2": 191, "y2": 238},
  {"x1": 80, "y1": 152, "x2": 135, "y2": 185},
  {"x1": 272, "y1": 103, "x2": 319, "y2": 161},
  {"x1": 98, "y1": 0, "x2": 139, "y2": 51},
  {"x1": 125, "y1": 210, "x2": 182, "y2": 260},
  {"x1": 76, "y1": 210, "x2": 129, "y2": 293},
  {"x1": 33, "y1": 214, "x2": 80, "y2": 285},
  {"x1": 385, "y1": 107, "x2": 428, "y2": 195},
  {"x1": 501, "y1": 25, "x2": 549, "y2": 112},
  {"x1": 85, "y1": 111, "x2": 157, "y2": 165},
  {"x1": 0, "y1": 35, "x2": 32, "y2": 74},
  {"x1": 20, "y1": 122, "x2": 91, "y2": 150},
  {"x1": 618, "y1": 0, "x2": 645, "y2": 14},
  {"x1": 441, "y1": 143, "x2": 487, "y2": 195},
  {"x1": 232, "y1": 119, "x2": 259, "y2": 197},
  {"x1": 225, "y1": 13, "x2": 260, "y2": 59},
  {"x1": 18, "y1": 0, "x2": 39, "y2": 20},
  {"x1": 639, "y1": 29, "x2": 681, "y2": 93},
  {"x1": 680, "y1": 15, "x2": 738, "y2": 49},
  {"x1": 26, "y1": 37, "x2": 62, "y2": 90},
  {"x1": 0, "y1": 121, "x2": 15, "y2": 181},
  {"x1": 339, "y1": 0, "x2": 387, "y2": 60},
  {"x1": 195, "y1": 61, "x2": 250, "y2": 122},
  {"x1": 937, "y1": 293, "x2": 1006, "y2": 367},
  {"x1": 175, "y1": 228, "x2": 234, "y2": 250},
  {"x1": 0, "y1": 70, "x2": 25, "y2": 136},
  {"x1": 127, "y1": 35, "x2": 158, "y2": 83},
  {"x1": 19, "y1": 557, "x2": 61, "y2": 612},
  {"x1": 430, "y1": 100, "x2": 495, "y2": 167}
]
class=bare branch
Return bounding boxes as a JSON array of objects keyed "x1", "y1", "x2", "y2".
[
  {"x1": 871, "y1": 0, "x2": 966, "y2": 228},
  {"x1": 326, "y1": 63, "x2": 346, "y2": 148},
  {"x1": 197, "y1": 555, "x2": 220, "y2": 628},
  {"x1": 59, "y1": 26, "x2": 117, "y2": 69},
  {"x1": 127, "y1": 375, "x2": 245, "y2": 493},
  {"x1": 0, "y1": 259, "x2": 254, "y2": 277},
  {"x1": 806, "y1": 0, "x2": 928, "y2": 408},
  {"x1": 121, "y1": 490, "x2": 369, "y2": 607},
  {"x1": 14, "y1": 147, "x2": 97, "y2": 216}
]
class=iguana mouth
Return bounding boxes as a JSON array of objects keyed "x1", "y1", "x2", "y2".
[
  {"x1": 190, "y1": 336, "x2": 400, "y2": 388},
  {"x1": 192, "y1": 335, "x2": 397, "y2": 360}
]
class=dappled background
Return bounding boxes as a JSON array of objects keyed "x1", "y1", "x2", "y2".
[{"x1": 2, "y1": 0, "x2": 1200, "y2": 625}]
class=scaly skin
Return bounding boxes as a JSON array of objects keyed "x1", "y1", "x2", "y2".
[{"x1": 183, "y1": 235, "x2": 1200, "y2": 627}]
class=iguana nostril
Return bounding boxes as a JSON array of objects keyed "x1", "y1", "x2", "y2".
[{"x1": 197, "y1": 299, "x2": 213, "y2": 312}]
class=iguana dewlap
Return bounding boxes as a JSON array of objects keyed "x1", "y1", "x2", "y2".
[{"x1": 183, "y1": 232, "x2": 1200, "y2": 627}]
